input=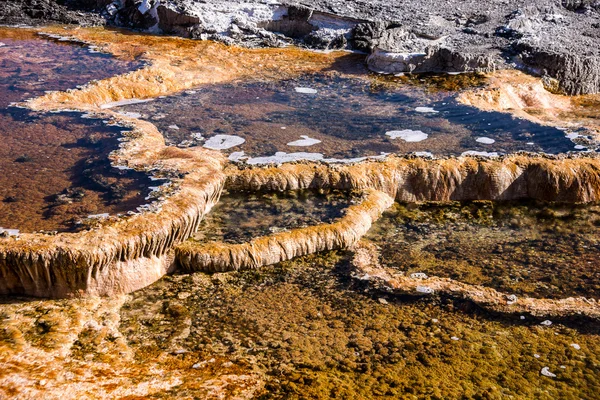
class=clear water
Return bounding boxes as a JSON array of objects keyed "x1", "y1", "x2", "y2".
[
  {"x1": 193, "y1": 190, "x2": 357, "y2": 244},
  {"x1": 364, "y1": 201, "x2": 600, "y2": 300}
]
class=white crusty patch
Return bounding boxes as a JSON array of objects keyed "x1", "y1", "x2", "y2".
[
  {"x1": 566, "y1": 132, "x2": 580, "y2": 140},
  {"x1": 100, "y1": 98, "x2": 153, "y2": 109},
  {"x1": 228, "y1": 151, "x2": 247, "y2": 162},
  {"x1": 287, "y1": 135, "x2": 322, "y2": 147},
  {"x1": 415, "y1": 106, "x2": 439, "y2": 113},
  {"x1": 416, "y1": 286, "x2": 434, "y2": 294},
  {"x1": 414, "y1": 151, "x2": 434, "y2": 158},
  {"x1": 87, "y1": 213, "x2": 110, "y2": 219},
  {"x1": 386, "y1": 129, "x2": 428, "y2": 142},
  {"x1": 461, "y1": 150, "x2": 499, "y2": 157},
  {"x1": 116, "y1": 111, "x2": 142, "y2": 119},
  {"x1": 540, "y1": 367, "x2": 556, "y2": 378},
  {"x1": 476, "y1": 137, "x2": 495, "y2": 144},
  {"x1": 0, "y1": 227, "x2": 19, "y2": 236},
  {"x1": 203, "y1": 134, "x2": 246, "y2": 150},
  {"x1": 230, "y1": 152, "x2": 390, "y2": 165},
  {"x1": 295, "y1": 87, "x2": 318, "y2": 94},
  {"x1": 245, "y1": 152, "x2": 324, "y2": 164}
]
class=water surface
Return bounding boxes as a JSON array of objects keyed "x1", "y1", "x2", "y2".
[
  {"x1": 365, "y1": 201, "x2": 600, "y2": 300},
  {"x1": 193, "y1": 190, "x2": 357, "y2": 244},
  {"x1": 117, "y1": 74, "x2": 583, "y2": 162},
  {"x1": 0, "y1": 29, "x2": 151, "y2": 233}
]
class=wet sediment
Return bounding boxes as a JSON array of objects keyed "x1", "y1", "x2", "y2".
[
  {"x1": 0, "y1": 110, "x2": 156, "y2": 233},
  {"x1": 352, "y1": 241, "x2": 600, "y2": 322},
  {"x1": 3, "y1": 254, "x2": 599, "y2": 399}
]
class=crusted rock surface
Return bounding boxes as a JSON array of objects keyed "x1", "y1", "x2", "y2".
[
  {"x1": 6, "y1": 0, "x2": 596, "y2": 95},
  {"x1": 1, "y1": 1, "x2": 599, "y2": 94},
  {"x1": 225, "y1": 154, "x2": 600, "y2": 203},
  {"x1": 0, "y1": 0, "x2": 105, "y2": 26}
]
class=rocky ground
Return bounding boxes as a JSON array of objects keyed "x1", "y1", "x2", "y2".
[{"x1": 1, "y1": 0, "x2": 599, "y2": 95}]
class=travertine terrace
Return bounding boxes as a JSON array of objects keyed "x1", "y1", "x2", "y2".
[
  {"x1": 0, "y1": 25, "x2": 363, "y2": 298},
  {"x1": 1, "y1": 20, "x2": 600, "y2": 399},
  {"x1": 351, "y1": 241, "x2": 600, "y2": 321},
  {"x1": 0, "y1": 26, "x2": 599, "y2": 332}
]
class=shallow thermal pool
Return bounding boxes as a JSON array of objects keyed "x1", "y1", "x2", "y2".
[
  {"x1": 0, "y1": 29, "x2": 154, "y2": 233},
  {"x1": 0, "y1": 109, "x2": 159, "y2": 233},
  {"x1": 0, "y1": 27, "x2": 143, "y2": 107},
  {"x1": 364, "y1": 201, "x2": 600, "y2": 300},
  {"x1": 193, "y1": 190, "x2": 358, "y2": 244},
  {"x1": 115, "y1": 73, "x2": 589, "y2": 163}
]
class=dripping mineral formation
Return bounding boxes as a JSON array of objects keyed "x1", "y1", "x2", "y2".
[{"x1": 0, "y1": 24, "x2": 597, "y2": 335}]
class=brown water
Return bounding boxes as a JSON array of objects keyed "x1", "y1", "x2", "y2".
[
  {"x1": 0, "y1": 109, "x2": 157, "y2": 232},
  {"x1": 0, "y1": 28, "x2": 143, "y2": 107},
  {"x1": 117, "y1": 74, "x2": 585, "y2": 162},
  {"x1": 365, "y1": 201, "x2": 600, "y2": 300},
  {"x1": 0, "y1": 30, "x2": 151, "y2": 232}
]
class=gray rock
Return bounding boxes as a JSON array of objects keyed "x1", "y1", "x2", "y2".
[{"x1": 2, "y1": 0, "x2": 599, "y2": 94}]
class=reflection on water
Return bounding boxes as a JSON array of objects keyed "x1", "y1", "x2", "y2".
[
  {"x1": 0, "y1": 31, "x2": 149, "y2": 233},
  {"x1": 365, "y1": 201, "x2": 600, "y2": 300},
  {"x1": 0, "y1": 109, "x2": 156, "y2": 233},
  {"x1": 118, "y1": 74, "x2": 581, "y2": 161},
  {"x1": 0, "y1": 28, "x2": 143, "y2": 107},
  {"x1": 193, "y1": 190, "x2": 357, "y2": 244}
]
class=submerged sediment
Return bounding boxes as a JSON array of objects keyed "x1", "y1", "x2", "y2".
[
  {"x1": 351, "y1": 241, "x2": 600, "y2": 321},
  {"x1": 177, "y1": 189, "x2": 394, "y2": 272}
]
